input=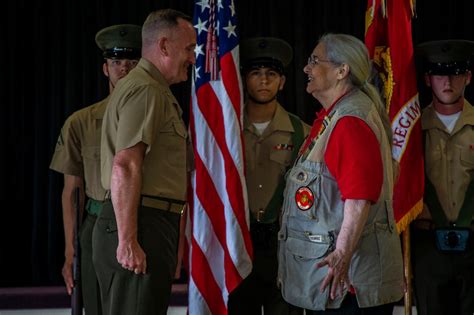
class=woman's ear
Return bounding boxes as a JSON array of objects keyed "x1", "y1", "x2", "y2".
[{"x1": 336, "y1": 63, "x2": 350, "y2": 80}]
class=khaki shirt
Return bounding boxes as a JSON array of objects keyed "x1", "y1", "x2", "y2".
[
  {"x1": 244, "y1": 103, "x2": 309, "y2": 219},
  {"x1": 50, "y1": 97, "x2": 108, "y2": 201},
  {"x1": 421, "y1": 100, "x2": 474, "y2": 222},
  {"x1": 101, "y1": 58, "x2": 187, "y2": 201}
]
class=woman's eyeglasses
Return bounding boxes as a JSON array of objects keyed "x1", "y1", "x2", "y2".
[{"x1": 307, "y1": 55, "x2": 334, "y2": 67}]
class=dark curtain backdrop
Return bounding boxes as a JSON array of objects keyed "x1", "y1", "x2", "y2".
[{"x1": 1, "y1": 0, "x2": 473, "y2": 287}]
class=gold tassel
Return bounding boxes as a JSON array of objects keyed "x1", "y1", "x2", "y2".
[
  {"x1": 409, "y1": 0, "x2": 417, "y2": 18},
  {"x1": 396, "y1": 199, "x2": 423, "y2": 234},
  {"x1": 365, "y1": 0, "x2": 376, "y2": 36}
]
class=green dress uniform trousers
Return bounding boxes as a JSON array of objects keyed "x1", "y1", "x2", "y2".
[
  {"x1": 92, "y1": 201, "x2": 180, "y2": 315},
  {"x1": 411, "y1": 227, "x2": 474, "y2": 315},
  {"x1": 80, "y1": 212, "x2": 102, "y2": 315}
]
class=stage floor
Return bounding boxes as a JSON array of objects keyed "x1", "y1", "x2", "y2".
[{"x1": 0, "y1": 306, "x2": 415, "y2": 314}]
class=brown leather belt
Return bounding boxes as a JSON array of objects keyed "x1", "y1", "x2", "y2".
[
  {"x1": 141, "y1": 195, "x2": 185, "y2": 215},
  {"x1": 104, "y1": 191, "x2": 185, "y2": 215}
]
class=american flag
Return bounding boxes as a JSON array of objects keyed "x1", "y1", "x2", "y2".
[{"x1": 186, "y1": 0, "x2": 253, "y2": 314}]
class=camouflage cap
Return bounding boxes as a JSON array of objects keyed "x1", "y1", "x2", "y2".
[
  {"x1": 95, "y1": 24, "x2": 142, "y2": 60},
  {"x1": 416, "y1": 40, "x2": 474, "y2": 75},
  {"x1": 240, "y1": 37, "x2": 293, "y2": 74}
]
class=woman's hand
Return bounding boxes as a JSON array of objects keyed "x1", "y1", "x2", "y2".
[{"x1": 317, "y1": 248, "x2": 351, "y2": 299}]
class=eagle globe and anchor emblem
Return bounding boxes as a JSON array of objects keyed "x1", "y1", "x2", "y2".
[{"x1": 295, "y1": 186, "x2": 315, "y2": 211}]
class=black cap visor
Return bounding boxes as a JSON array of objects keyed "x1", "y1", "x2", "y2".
[{"x1": 242, "y1": 57, "x2": 284, "y2": 75}]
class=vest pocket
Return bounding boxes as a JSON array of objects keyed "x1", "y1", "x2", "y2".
[{"x1": 278, "y1": 232, "x2": 332, "y2": 310}]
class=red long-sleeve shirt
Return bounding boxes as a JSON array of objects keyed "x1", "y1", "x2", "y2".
[{"x1": 301, "y1": 105, "x2": 383, "y2": 204}]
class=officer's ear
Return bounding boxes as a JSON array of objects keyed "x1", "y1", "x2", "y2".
[
  {"x1": 279, "y1": 75, "x2": 286, "y2": 91},
  {"x1": 466, "y1": 70, "x2": 472, "y2": 86},
  {"x1": 424, "y1": 74, "x2": 432, "y2": 87},
  {"x1": 103, "y1": 62, "x2": 109, "y2": 78},
  {"x1": 158, "y1": 36, "x2": 170, "y2": 56}
]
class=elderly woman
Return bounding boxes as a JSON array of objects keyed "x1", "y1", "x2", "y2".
[{"x1": 277, "y1": 34, "x2": 404, "y2": 314}]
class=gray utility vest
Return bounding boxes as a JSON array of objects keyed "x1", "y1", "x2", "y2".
[{"x1": 278, "y1": 90, "x2": 404, "y2": 310}]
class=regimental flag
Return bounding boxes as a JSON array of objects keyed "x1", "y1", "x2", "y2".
[
  {"x1": 365, "y1": 0, "x2": 424, "y2": 232},
  {"x1": 186, "y1": 0, "x2": 253, "y2": 314}
]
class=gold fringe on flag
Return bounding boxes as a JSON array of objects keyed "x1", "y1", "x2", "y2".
[
  {"x1": 364, "y1": 0, "x2": 375, "y2": 36},
  {"x1": 396, "y1": 198, "x2": 423, "y2": 234},
  {"x1": 409, "y1": 0, "x2": 417, "y2": 17}
]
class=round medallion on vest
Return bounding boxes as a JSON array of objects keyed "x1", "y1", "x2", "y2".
[{"x1": 295, "y1": 186, "x2": 315, "y2": 211}]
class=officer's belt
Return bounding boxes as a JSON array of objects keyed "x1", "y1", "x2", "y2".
[
  {"x1": 140, "y1": 195, "x2": 185, "y2": 215},
  {"x1": 413, "y1": 219, "x2": 474, "y2": 232},
  {"x1": 86, "y1": 198, "x2": 104, "y2": 216},
  {"x1": 104, "y1": 191, "x2": 185, "y2": 215}
]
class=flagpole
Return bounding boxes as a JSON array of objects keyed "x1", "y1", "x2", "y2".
[{"x1": 402, "y1": 229, "x2": 412, "y2": 315}]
